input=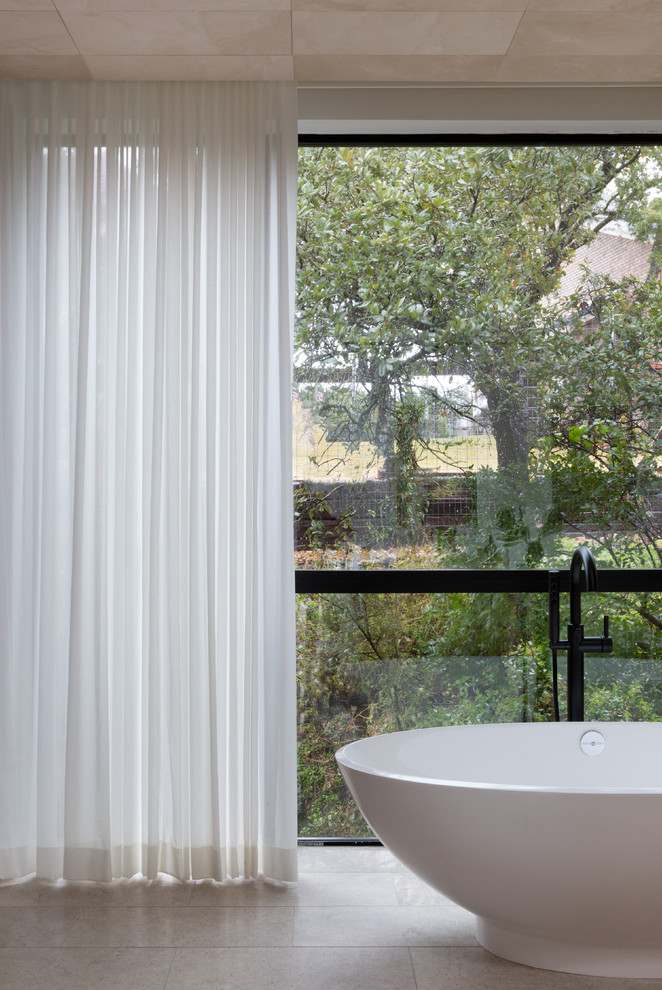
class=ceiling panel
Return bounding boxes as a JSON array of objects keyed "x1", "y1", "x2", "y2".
[{"x1": 0, "y1": 0, "x2": 661, "y2": 83}]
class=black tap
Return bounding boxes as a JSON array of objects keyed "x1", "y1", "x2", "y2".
[{"x1": 549, "y1": 546, "x2": 613, "y2": 721}]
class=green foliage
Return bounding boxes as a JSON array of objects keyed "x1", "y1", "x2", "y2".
[
  {"x1": 297, "y1": 145, "x2": 662, "y2": 474},
  {"x1": 294, "y1": 484, "x2": 354, "y2": 551},
  {"x1": 538, "y1": 273, "x2": 662, "y2": 569}
]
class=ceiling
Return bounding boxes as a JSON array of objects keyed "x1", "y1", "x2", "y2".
[{"x1": 2, "y1": 0, "x2": 662, "y2": 84}]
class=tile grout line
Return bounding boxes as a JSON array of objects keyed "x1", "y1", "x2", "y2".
[
  {"x1": 162, "y1": 946, "x2": 178, "y2": 990},
  {"x1": 408, "y1": 946, "x2": 420, "y2": 990}
]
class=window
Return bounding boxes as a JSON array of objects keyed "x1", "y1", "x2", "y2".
[{"x1": 295, "y1": 141, "x2": 662, "y2": 838}]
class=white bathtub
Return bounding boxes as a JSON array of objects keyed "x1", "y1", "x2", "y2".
[{"x1": 336, "y1": 722, "x2": 662, "y2": 978}]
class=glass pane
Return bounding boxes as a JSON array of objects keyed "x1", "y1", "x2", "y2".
[
  {"x1": 295, "y1": 144, "x2": 662, "y2": 571},
  {"x1": 583, "y1": 592, "x2": 662, "y2": 721},
  {"x1": 297, "y1": 591, "x2": 549, "y2": 837},
  {"x1": 297, "y1": 590, "x2": 662, "y2": 837}
]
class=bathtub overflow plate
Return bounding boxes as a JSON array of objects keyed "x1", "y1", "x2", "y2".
[{"x1": 580, "y1": 730, "x2": 605, "y2": 757}]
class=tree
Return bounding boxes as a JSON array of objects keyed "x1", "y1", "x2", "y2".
[
  {"x1": 297, "y1": 145, "x2": 662, "y2": 477},
  {"x1": 539, "y1": 271, "x2": 662, "y2": 570}
]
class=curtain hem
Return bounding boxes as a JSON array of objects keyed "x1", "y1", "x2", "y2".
[{"x1": 0, "y1": 841, "x2": 298, "y2": 884}]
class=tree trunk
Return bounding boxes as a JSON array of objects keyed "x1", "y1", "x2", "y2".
[{"x1": 482, "y1": 383, "x2": 531, "y2": 471}]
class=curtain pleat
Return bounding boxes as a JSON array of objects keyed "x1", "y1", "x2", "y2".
[{"x1": 0, "y1": 81, "x2": 298, "y2": 883}]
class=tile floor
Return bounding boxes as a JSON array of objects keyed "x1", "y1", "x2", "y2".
[{"x1": 1, "y1": 845, "x2": 661, "y2": 989}]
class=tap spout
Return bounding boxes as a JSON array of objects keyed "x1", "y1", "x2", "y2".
[
  {"x1": 569, "y1": 545, "x2": 597, "y2": 626},
  {"x1": 548, "y1": 546, "x2": 613, "y2": 722}
]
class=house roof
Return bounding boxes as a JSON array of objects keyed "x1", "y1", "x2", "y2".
[{"x1": 555, "y1": 231, "x2": 654, "y2": 298}]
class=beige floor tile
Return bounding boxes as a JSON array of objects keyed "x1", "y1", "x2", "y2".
[
  {"x1": 0, "y1": 879, "x2": 45, "y2": 905},
  {"x1": 165, "y1": 946, "x2": 417, "y2": 990},
  {"x1": 294, "y1": 871, "x2": 400, "y2": 906},
  {"x1": 293, "y1": 904, "x2": 477, "y2": 947},
  {"x1": 3, "y1": 867, "x2": 662, "y2": 989},
  {"x1": 191, "y1": 871, "x2": 399, "y2": 907},
  {"x1": 0, "y1": 947, "x2": 175, "y2": 990},
  {"x1": 0, "y1": 907, "x2": 79, "y2": 946},
  {"x1": 190, "y1": 877, "x2": 296, "y2": 906},
  {"x1": 0, "y1": 876, "x2": 194, "y2": 906},
  {"x1": 61, "y1": 905, "x2": 294, "y2": 947},
  {"x1": 410, "y1": 946, "x2": 662, "y2": 989},
  {"x1": 297, "y1": 844, "x2": 402, "y2": 873},
  {"x1": 394, "y1": 872, "x2": 458, "y2": 906}
]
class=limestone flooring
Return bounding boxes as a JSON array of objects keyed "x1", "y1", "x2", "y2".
[{"x1": 0, "y1": 845, "x2": 660, "y2": 989}]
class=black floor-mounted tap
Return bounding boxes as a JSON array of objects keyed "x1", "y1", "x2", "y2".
[{"x1": 549, "y1": 546, "x2": 613, "y2": 721}]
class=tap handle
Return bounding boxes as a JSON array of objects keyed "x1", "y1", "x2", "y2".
[{"x1": 603, "y1": 615, "x2": 609, "y2": 638}]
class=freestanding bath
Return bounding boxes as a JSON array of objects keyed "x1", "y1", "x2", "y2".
[{"x1": 336, "y1": 721, "x2": 662, "y2": 978}]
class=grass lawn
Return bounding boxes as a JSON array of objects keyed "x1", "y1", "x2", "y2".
[{"x1": 293, "y1": 425, "x2": 498, "y2": 482}]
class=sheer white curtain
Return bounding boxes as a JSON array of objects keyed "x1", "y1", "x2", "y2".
[{"x1": 0, "y1": 81, "x2": 298, "y2": 883}]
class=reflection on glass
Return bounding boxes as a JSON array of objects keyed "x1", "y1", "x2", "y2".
[{"x1": 297, "y1": 591, "x2": 662, "y2": 837}]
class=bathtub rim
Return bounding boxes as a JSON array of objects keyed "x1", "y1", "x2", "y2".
[{"x1": 335, "y1": 721, "x2": 662, "y2": 795}]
